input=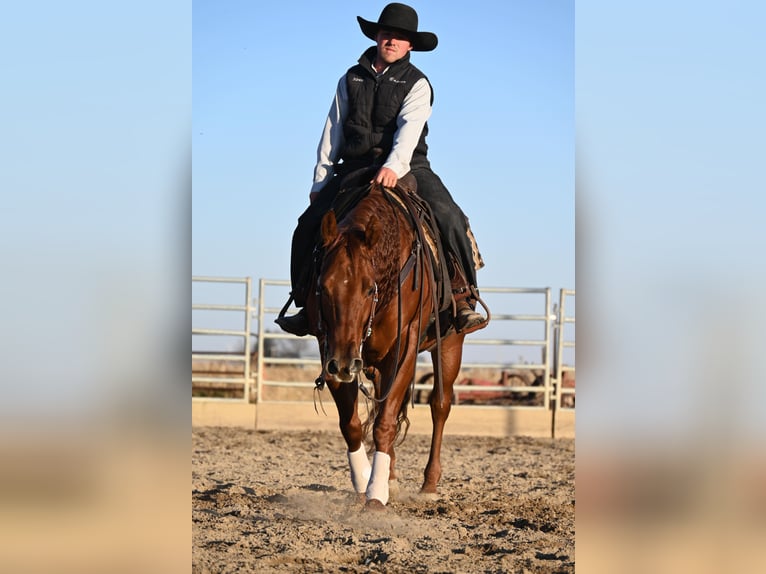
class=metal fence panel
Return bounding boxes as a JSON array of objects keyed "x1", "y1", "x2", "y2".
[
  {"x1": 191, "y1": 277, "x2": 575, "y2": 428},
  {"x1": 254, "y1": 280, "x2": 565, "y2": 411},
  {"x1": 553, "y1": 289, "x2": 576, "y2": 411},
  {"x1": 192, "y1": 276, "x2": 253, "y2": 403}
]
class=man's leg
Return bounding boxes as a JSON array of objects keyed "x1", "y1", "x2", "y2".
[
  {"x1": 411, "y1": 168, "x2": 487, "y2": 333},
  {"x1": 276, "y1": 178, "x2": 341, "y2": 335},
  {"x1": 289, "y1": 197, "x2": 333, "y2": 306}
]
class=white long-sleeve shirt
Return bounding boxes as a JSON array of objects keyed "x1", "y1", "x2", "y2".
[{"x1": 311, "y1": 66, "x2": 432, "y2": 194}]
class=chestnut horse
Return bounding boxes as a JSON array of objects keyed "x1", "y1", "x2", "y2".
[{"x1": 306, "y1": 180, "x2": 466, "y2": 510}]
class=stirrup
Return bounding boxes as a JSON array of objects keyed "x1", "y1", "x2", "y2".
[
  {"x1": 276, "y1": 293, "x2": 295, "y2": 322},
  {"x1": 454, "y1": 286, "x2": 491, "y2": 334},
  {"x1": 470, "y1": 285, "x2": 491, "y2": 324},
  {"x1": 275, "y1": 294, "x2": 310, "y2": 336}
]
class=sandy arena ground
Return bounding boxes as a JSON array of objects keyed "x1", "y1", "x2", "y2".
[{"x1": 192, "y1": 426, "x2": 574, "y2": 573}]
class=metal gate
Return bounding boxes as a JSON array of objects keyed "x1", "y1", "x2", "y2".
[
  {"x1": 192, "y1": 276, "x2": 254, "y2": 403},
  {"x1": 192, "y1": 276, "x2": 575, "y2": 433}
]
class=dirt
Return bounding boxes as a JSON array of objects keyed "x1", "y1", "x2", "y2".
[{"x1": 192, "y1": 426, "x2": 574, "y2": 573}]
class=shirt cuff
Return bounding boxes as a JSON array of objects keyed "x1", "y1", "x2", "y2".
[{"x1": 382, "y1": 158, "x2": 411, "y2": 179}]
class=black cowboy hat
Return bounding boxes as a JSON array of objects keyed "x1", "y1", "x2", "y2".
[{"x1": 357, "y1": 3, "x2": 438, "y2": 52}]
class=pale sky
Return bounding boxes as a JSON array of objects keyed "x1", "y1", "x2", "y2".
[{"x1": 192, "y1": 0, "x2": 574, "y2": 293}]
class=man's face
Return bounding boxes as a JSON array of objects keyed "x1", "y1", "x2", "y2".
[{"x1": 375, "y1": 29, "x2": 413, "y2": 65}]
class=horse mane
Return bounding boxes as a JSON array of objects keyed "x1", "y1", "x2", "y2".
[{"x1": 335, "y1": 186, "x2": 411, "y2": 308}]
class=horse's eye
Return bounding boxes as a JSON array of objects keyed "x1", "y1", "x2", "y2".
[{"x1": 366, "y1": 286, "x2": 376, "y2": 296}]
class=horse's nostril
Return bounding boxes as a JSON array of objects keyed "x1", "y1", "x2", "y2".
[
  {"x1": 327, "y1": 359, "x2": 339, "y2": 375},
  {"x1": 351, "y1": 358, "x2": 363, "y2": 374}
]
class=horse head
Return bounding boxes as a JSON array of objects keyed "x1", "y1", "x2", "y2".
[{"x1": 316, "y1": 208, "x2": 381, "y2": 383}]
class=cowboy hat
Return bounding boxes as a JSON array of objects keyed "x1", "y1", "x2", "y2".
[{"x1": 357, "y1": 3, "x2": 438, "y2": 52}]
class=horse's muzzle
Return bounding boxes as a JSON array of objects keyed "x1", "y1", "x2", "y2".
[{"x1": 325, "y1": 357, "x2": 364, "y2": 383}]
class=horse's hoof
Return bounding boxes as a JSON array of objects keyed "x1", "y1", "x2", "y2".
[
  {"x1": 418, "y1": 490, "x2": 439, "y2": 501},
  {"x1": 364, "y1": 498, "x2": 387, "y2": 511}
]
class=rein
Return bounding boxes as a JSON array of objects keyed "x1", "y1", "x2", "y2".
[
  {"x1": 358, "y1": 184, "x2": 442, "y2": 406},
  {"x1": 383, "y1": 185, "x2": 445, "y2": 406},
  {"x1": 357, "y1": 235, "x2": 417, "y2": 405}
]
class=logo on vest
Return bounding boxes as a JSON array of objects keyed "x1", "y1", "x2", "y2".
[
  {"x1": 350, "y1": 76, "x2": 364, "y2": 82},
  {"x1": 388, "y1": 77, "x2": 406, "y2": 84}
]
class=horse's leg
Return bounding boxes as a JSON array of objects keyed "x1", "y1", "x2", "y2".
[
  {"x1": 421, "y1": 334, "x2": 465, "y2": 497},
  {"x1": 388, "y1": 447, "x2": 397, "y2": 480},
  {"x1": 388, "y1": 444, "x2": 400, "y2": 500},
  {"x1": 365, "y1": 331, "x2": 420, "y2": 508},
  {"x1": 385, "y1": 391, "x2": 410, "y2": 499},
  {"x1": 327, "y1": 380, "x2": 370, "y2": 497},
  {"x1": 366, "y1": 365, "x2": 398, "y2": 482}
]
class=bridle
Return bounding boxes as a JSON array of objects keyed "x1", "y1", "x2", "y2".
[
  {"x1": 313, "y1": 247, "x2": 405, "y2": 405},
  {"x1": 312, "y1": 275, "x2": 380, "y2": 414},
  {"x1": 314, "y1": 255, "x2": 380, "y2": 382},
  {"x1": 314, "y1": 256, "x2": 379, "y2": 346}
]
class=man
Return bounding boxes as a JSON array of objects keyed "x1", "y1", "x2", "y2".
[{"x1": 277, "y1": 2, "x2": 488, "y2": 336}]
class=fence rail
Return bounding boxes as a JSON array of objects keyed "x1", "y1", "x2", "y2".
[{"x1": 192, "y1": 276, "x2": 575, "y2": 436}]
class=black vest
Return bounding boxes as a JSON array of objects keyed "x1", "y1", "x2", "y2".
[{"x1": 342, "y1": 47, "x2": 432, "y2": 168}]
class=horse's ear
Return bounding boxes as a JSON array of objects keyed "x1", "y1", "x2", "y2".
[
  {"x1": 365, "y1": 216, "x2": 381, "y2": 246},
  {"x1": 320, "y1": 210, "x2": 338, "y2": 246}
]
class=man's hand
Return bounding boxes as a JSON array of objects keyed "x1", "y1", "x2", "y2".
[{"x1": 373, "y1": 167, "x2": 398, "y2": 189}]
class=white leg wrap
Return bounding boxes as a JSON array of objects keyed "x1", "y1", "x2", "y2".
[
  {"x1": 347, "y1": 445, "x2": 372, "y2": 494},
  {"x1": 365, "y1": 451, "x2": 391, "y2": 505}
]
